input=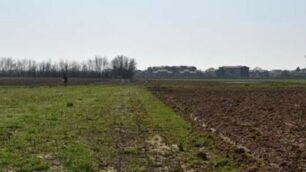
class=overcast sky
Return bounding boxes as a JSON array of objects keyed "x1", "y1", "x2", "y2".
[{"x1": 0, "y1": 0, "x2": 306, "y2": 70}]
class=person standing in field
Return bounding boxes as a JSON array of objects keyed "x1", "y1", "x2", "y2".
[{"x1": 63, "y1": 73, "x2": 68, "y2": 86}]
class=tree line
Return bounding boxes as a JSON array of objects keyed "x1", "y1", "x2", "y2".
[{"x1": 0, "y1": 55, "x2": 137, "y2": 79}]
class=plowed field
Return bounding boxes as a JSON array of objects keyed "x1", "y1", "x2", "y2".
[{"x1": 150, "y1": 83, "x2": 306, "y2": 172}]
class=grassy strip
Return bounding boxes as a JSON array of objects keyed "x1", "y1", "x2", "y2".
[{"x1": 0, "y1": 85, "x2": 240, "y2": 171}]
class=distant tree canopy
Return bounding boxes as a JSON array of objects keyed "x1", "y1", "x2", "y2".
[
  {"x1": 111, "y1": 56, "x2": 137, "y2": 79},
  {"x1": 296, "y1": 67, "x2": 301, "y2": 72},
  {"x1": 0, "y1": 56, "x2": 137, "y2": 79}
]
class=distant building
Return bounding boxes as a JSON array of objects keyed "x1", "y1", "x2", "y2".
[
  {"x1": 292, "y1": 70, "x2": 306, "y2": 78},
  {"x1": 203, "y1": 68, "x2": 217, "y2": 78},
  {"x1": 216, "y1": 66, "x2": 250, "y2": 78},
  {"x1": 138, "y1": 66, "x2": 203, "y2": 79},
  {"x1": 152, "y1": 69, "x2": 173, "y2": 74},
  {"x1": 269, "y1": 70, "x2": 283, "y2": 78},
  {"x1": 250, "y1": 68, "x2": 270, "y2": 78}
]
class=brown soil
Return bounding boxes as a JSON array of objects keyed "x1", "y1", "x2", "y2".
[{"x1": 150, "y1": 86, "x2": 306, "y2": 172}]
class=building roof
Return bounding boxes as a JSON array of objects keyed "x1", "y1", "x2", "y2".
[{"x1": 219, "y1": 66, "x2": 249, "y2": 69}]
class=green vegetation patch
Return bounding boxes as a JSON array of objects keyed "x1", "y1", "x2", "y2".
[{"x1": 0, "y1": 85, "x2": 240, "y2": 171}]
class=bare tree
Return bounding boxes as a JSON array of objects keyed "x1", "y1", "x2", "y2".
[
  {"x1": 0, "y1": 56, "x2": 135, "y2": 78},
  {"x1": 111, "y1": 55, "x2": 136, "y2": 79}
]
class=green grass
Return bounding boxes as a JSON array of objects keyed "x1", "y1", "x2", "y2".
[{"x1": 0, "y1": 85, "x2": 240, "y2": 171}]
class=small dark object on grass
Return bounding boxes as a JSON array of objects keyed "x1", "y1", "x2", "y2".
[
  {"x1": 63, "y1": 73, "x2": 68, "y2": 86},
  {"x1": 178, "y1": 143, "x2": 184, "y2": 152},
  {"x1": 67, "y1": 102, "x2": 74, "y2": 107},
  {"x1": 197, "y1": 151, "x2": 209, "y2": 161}
]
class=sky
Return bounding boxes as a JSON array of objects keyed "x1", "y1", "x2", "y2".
[{"x1": 0, "y1": 0, "x2": 306, "y2": 70}]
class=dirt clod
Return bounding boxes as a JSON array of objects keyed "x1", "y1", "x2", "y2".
[{"x1": 197, "y1": 149, "x2": 209, "y2": 161}]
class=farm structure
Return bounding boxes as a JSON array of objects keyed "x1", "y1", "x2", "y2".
[
  {"x1": 216, "y1": 66, "x2": 250, "y2": 78},
  {"x1": 138, "y1": 66, "x2": 203, "y2": 79}
]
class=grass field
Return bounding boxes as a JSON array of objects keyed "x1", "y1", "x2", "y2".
[{"x1": 0, "y1": 85, "x2": 239, "y2": 171}]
